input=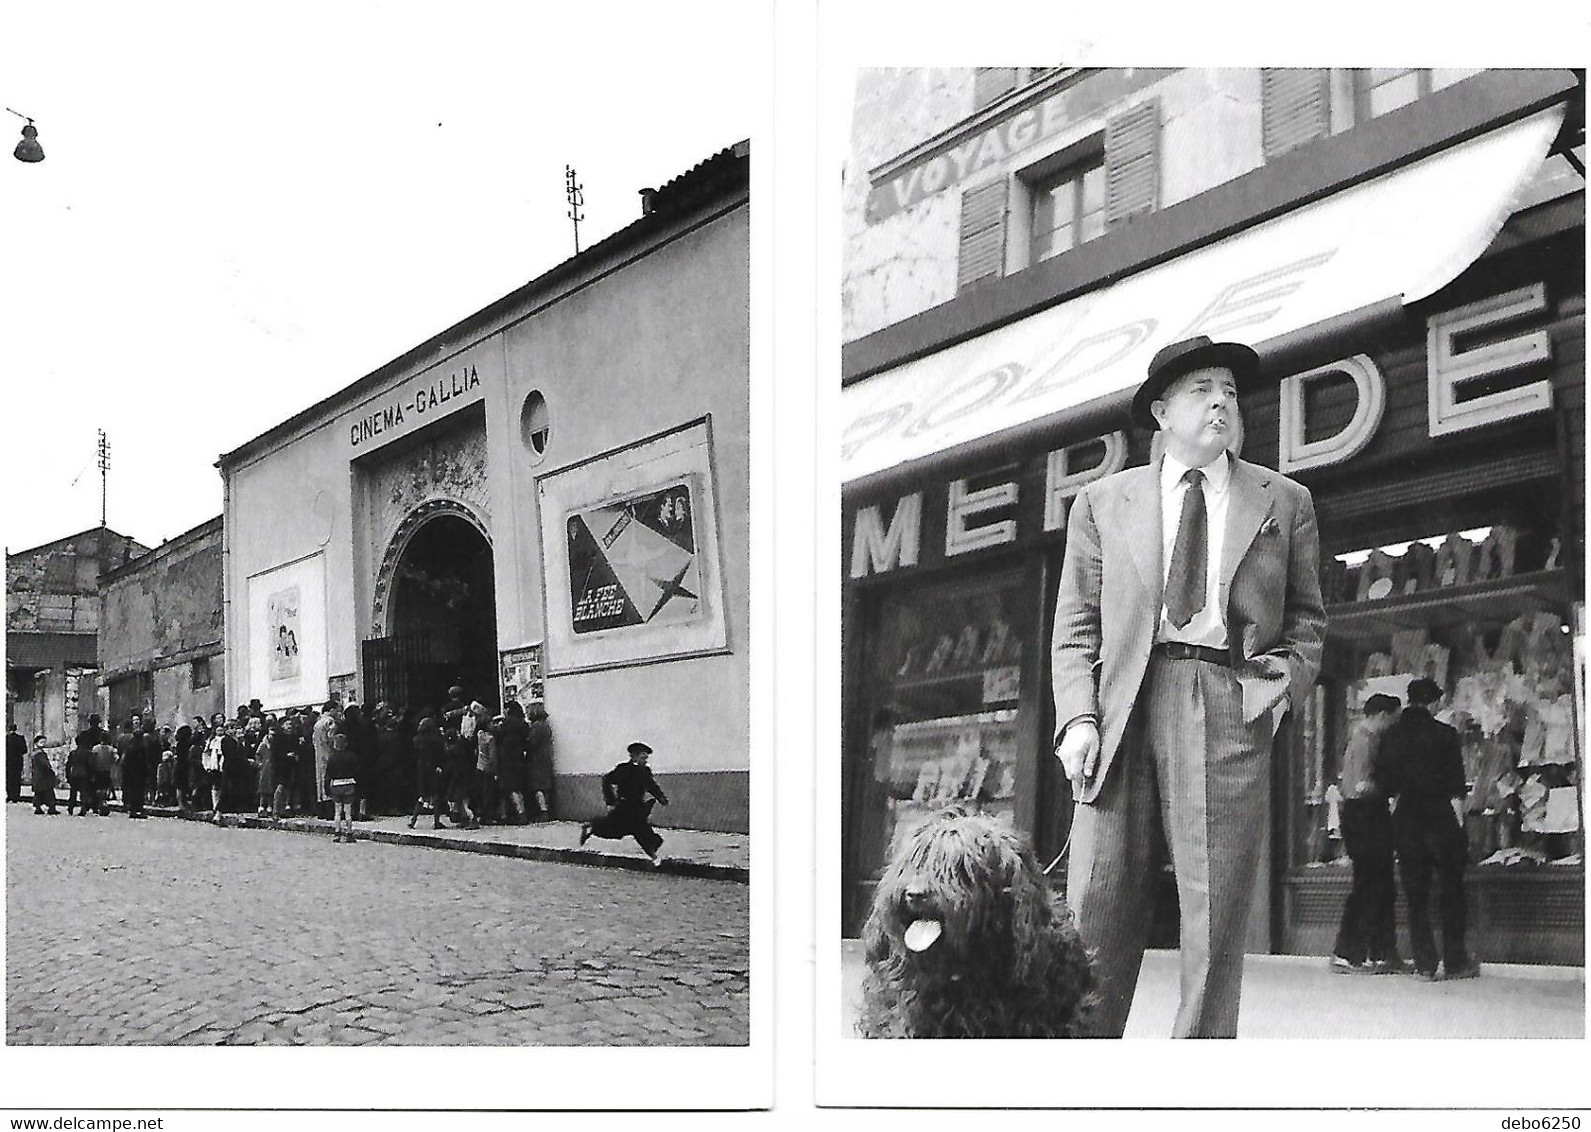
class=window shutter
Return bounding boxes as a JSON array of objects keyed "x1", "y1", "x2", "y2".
[
  {"x1": 1262, "y1": 68, "x2": 1331, "y2": 160},
  {"x1": 1104, "y1": 98, "x2": 1159, "y2": 228},
  {"x1": 957, "y1": 178, "x2": 1008, "y2": 292},
  {"x1": 973, "y1": 68, "x2": 1018, "y2": 111}
]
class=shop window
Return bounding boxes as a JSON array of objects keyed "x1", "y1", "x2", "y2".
[
  {"x1": 848, "y1": 570, "x2": 1034, "y2": 929},
  {"x1": 1029, "y1": 158, "x2": 1106, "y2": 265},
  {"x1": 191, "y1": 656, "x2": 211, "y2": 690},
  {"x1": 1353, "y1": 68, "x2": 1432, "y2": 123},
  {"x1": 519, "y1": 389, "x2": 551, "y2": 462},
  {"x1": 1297, "y1": 511, "x2": 1580, "y2": 876}
]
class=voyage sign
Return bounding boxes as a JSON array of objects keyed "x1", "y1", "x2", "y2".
[{"x1": 863, "y1": 69, "x2": 1175, "y2": 224}]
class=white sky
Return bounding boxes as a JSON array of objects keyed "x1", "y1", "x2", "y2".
[{"x1": 0, "y1": 0, "x2": 761, "y2": 554}]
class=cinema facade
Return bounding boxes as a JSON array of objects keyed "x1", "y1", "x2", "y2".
[
  {"x1": 219, "y1": 142, "x2": 749, "y2": 833},
  {"x1": 840, "y1": 69, "x2": 1584, "y2": 963}
]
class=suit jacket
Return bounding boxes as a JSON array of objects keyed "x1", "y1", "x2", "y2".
[
  {"x1": 602, "y1": 762, "x2": 669, "y2": 809},
  {"x1": 1051, "y1": 453, "x2": 1327, "y2": 804},
  {"x1": 1373, "y1": 706, "x2": 1465, "y2": 826}
]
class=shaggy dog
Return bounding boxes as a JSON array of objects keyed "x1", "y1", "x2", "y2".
[{"x1": 858, "y1": 806, "x2": 1095, "y2": 1038}]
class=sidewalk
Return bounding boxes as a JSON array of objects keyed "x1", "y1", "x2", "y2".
[
  {"x1": 89, "y1": 801, "x2": 749, "y2": 883},
  {"x1": 838, "y1": 939, "x2": 1584, "y2": 1038}
]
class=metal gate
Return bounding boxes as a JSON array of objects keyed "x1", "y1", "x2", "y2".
[{"x1": 361, "y1": 630, "x2": 459, "y2": 715}]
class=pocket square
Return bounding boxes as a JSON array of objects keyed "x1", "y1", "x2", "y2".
[{"x1": 1259, "y1": 516, "x2": 1281, "y2": 536}]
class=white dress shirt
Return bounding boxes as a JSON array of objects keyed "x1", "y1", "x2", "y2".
[{"x1": 1157, "y1": 450, "x2": 1230, "y2": 649}]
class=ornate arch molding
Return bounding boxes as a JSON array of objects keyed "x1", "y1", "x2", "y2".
[{"x1": 370, "y1": 499, "x2": 491, "y2": 638}]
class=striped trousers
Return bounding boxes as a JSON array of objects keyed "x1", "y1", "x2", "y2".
[{"x1": 1067, "y1": 653, "x2": 1272, "y2": 1038}]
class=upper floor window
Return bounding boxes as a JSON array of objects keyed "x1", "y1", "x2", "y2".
[
  {"x1": 1354, "y1": 68, "x2": 1432, "y2": 122},
  {"x1": 974, "y1": 67, "x2": 1066, "y2": 111},
  {"x1": 1031, "y1": 159, "x2": 1106, "y2": 264}
]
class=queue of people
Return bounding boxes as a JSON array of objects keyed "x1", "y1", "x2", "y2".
[
  {"x1": 1332, "y1": 677, "x2": 1481, "y2": 982},
  {"x1": 15, "y1": 689, "x2": 673, "y2": 866},
  {"x1": 14, "y1": 687, "x2": 562, "y2": 832}
]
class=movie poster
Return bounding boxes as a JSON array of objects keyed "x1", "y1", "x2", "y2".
[
  {"x1": 268, "y1": 586, "x2": 302, "y2": 682},
  {"x1": 566, "y1": 481, "x2": 700, "y2": 636},
  {"x1": 537, "y1": 418, "x2": 728, "y2": 674},
  {"x1": 500, "y1": 644, "x2": 545, "y2": 713}
]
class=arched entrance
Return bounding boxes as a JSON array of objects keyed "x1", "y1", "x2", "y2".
[{"x1": 363, "y1": 510, "x2": 499, "y2": 716}]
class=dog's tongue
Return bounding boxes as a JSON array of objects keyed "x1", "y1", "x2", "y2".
[{"x1": 904, "y1": 918, "x2": 942, "y2": 952}]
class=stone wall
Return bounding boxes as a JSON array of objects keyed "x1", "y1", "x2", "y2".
[{"x1": 96, "y1": 518, "x2": 224, "y2": 728}]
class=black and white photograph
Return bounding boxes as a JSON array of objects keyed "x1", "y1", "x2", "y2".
[
  {"x1": 3, "y1": 0, "x2": 768, "y2": 1116},
  {"x1": 818, "y1": 22, "x2": 1587, "y2": 1107}
]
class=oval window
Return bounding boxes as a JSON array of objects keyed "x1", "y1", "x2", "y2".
[{"x1": 520, "y1": 390, "x2": 551, "y2": 461}]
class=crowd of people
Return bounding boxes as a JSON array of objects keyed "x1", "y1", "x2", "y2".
[
  {"x1": 12, "y1": 687, "x2": 675, "y2": 864},
  {"x1": 8, "y1": 685, "x2": 558, "y2": 832}
]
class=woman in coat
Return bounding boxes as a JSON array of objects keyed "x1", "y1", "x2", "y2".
[
  {"x1": 495, "y1": 702, "x2": 530, "y2": 824},
  {"x1": 408, "y1": 717, "x2": 449, "y2": 830},
  {"x1": 524, "y1": 706, "x2": 555, "y2": 820}
]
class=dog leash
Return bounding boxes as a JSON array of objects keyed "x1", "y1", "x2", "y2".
[{"x1": 1042, "y1": 829, "x2": 1072, "y2": 876}]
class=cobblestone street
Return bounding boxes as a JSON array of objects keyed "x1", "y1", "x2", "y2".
[{"x1": 5, "y1": 808, "x2": 749, "y2": 1045}]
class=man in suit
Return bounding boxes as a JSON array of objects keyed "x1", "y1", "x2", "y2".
[
  {"x1": 1373, "y1": 677, "x2": 1478, "y2": 981},
  {"x1": 1052, "y1": 335, "x2": 1326, "y2": 1038}
]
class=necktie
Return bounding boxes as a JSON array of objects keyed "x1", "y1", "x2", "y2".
[{"x1": 1165, "y1": 468, "x2": 1207, "y2": 628}]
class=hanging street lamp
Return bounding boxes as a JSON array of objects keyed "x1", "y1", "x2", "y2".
[{"x1": 8, "y1": 108, "x2": 44, "y2": 163}]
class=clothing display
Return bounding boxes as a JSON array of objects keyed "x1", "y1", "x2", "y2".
[{"x1": 1433, "y1": 533, "x2": 1474, "y2": 587}]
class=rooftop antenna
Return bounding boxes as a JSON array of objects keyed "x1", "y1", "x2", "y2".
[
  {"x1": 565, "y1": 164, "x2": 585, "y2": 254},
  {"x1": 97, "y1": 429, "x2": 110, "y2": 527}
]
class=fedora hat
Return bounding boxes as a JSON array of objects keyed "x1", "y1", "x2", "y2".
[{"x1": 1130, "y1": 336, "x2": 1259, "y2": 430}]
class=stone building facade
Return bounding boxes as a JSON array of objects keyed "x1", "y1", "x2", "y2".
[
  {"x1": 5, "y1": 525, "x2": 147, "y2": 758},
  {"x1": 96, "y1": 516, "x2": 225, "y2": 729}
]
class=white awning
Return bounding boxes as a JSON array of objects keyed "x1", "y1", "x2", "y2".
[{"x1": 841, "y1": 104, "x2": 1568, "y2": 484}]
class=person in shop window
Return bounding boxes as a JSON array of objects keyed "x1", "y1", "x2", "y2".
[
  {"x1": 1050, "y1": 336, "x2": 1327, "y2": 1038},
  {"x1": 1331, "y1": 694, "x2": 1406, "y2": 974},
  {"x1": 580, "y1": 742, "x2": 670, "y2": 866},
  {"x1": 1373, "y1": 677, "x2": 1480, "y2": 981}
]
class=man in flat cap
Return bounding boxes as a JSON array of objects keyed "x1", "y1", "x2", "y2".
[
  {"x1": 1373, "y1": 677, "x2": 1478, "y2": 981},
  {"x1": 1052, "y1": 335, "x2": 1326, "y2": 1037},
  {"x1": 580, "y1": 741, "x2": 670, "y2": 866}
]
